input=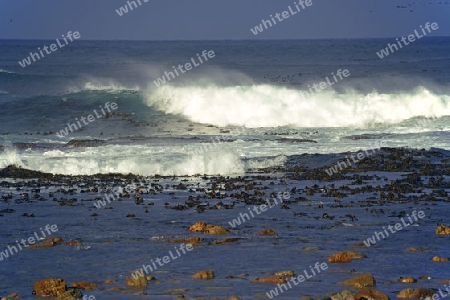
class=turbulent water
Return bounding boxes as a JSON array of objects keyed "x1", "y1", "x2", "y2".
[
  {"x1": 1, "y1": 39, "x2": 450, "y2": 300},
  {"x1": 0, "y1": 39, "x2": 449, "y2": 175}
]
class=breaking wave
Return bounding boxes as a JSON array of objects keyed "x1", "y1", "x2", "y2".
[{"x1": 145, "y1": 85, "x2": 450, "y2": 128}]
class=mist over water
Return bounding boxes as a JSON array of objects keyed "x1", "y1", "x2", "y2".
[
  {"x1": 0, "y1": 39, "x2": 449, "y2": 175},
  {"x1": 145, "y1": 84, "x2": 450, "y2": 128}
]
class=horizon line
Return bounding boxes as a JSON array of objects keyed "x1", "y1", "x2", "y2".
[{"x1": 1, "y1": 36, "x2": 449, "y2": 42}]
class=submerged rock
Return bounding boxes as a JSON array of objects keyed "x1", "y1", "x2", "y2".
[
  {"x1": 125, "y1": 272, "x2": 148, "y2": 288},
  {"x1": 435, "y1": 224, "x2": 450, "y2": 235},
  {"x1": 29, "y1": 240, "x2": 55, "y2": 249},
  {"x1": 274, "y1": 270, "x2": 295, "y2": 278},
  {"x1": 69, "y1": 281, "x2": 97, "y2": 290},
  {"x1": 210, "y1": 237, "x2": 241, "y2": 245},
  {"x1": 302, "y1": 247, "x2": 322, "y2": 251},
  {"x1": 405, "y1": 247, "x2": 429, "y2": 252},
  {"x1": 343, "y1": 250, "x2": 367, "y2": 259},
  {"x1": 356, "y1": 288, "x2": 389, "y2": 300},
  {"x1": 397, "y1": 288, "x2": 436, "y2": 298},
  {"x1": 64, "y1": 240, "x2": 82, "y2": 246},
  {"x1": 204, "y1": 225, "x2": 229, "y2": 235},
  {"x1": 170, "y1": 237, "x2": 204, "y2": 246},
  {"x1": 330, "y1": 289, "x2": 355, "y2": 300},
  {"x1": 430, "y1": 256, "x2": 449, "y2": 262},
  {"x1": 188, "y1": 221, "x2": 229, "y2": 234},
  {"x1": 33, "y1": 278, "x2": 67, "y2": 297},
  {"x1": 398, "y1": 277, "x2": 417, "y2": 283},
  {"x1": 328, "y1": 252, "x2": 352, "y2": 263},
  {"x1": 351, "y1": 243, "x2": 366, "y2": 247},
  {"x1": 192, "y1": 270, "x2": 215, "y2": 280},
  {"x1": 196, "y1": 296, "x2": 242, "y2": 300},
  {"x1": 255, "y1": 228, "x2": 277, "y2": 236},
  {"x1": 338, "y1": 274, "x2": 376, "y2": 289},
  {"x1": 0, "y1": 293, "x2": 19, "y2": 300},
  {"x1": 188, "y1": 221, "x2": 207, "y2": 232},
  {"x1": 252, "y1": 275, "x2": 286, "y2": 284},
  {"x1": 57, "y1": 289, "x2": 83, "y2": 300}
]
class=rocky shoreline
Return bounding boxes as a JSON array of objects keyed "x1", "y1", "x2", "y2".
[{"x1": 0, "y1": 147, "x2": 449, "y2": 299}]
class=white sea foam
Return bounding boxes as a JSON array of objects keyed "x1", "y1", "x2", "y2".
[
  {"x1": 0, "y1": 69, "x2": 16, "y2": 74},
  {"x1": 66, "y1": 80, "x2": 140, "y2": 94},
  {"x1": 145, "y1": 85, "x2": 450, "y2": 128},
  {"x1": 0, "y1": 148, "x2": 24, "y2": 169},
  {"x1": 2, "y1": 145, "x2": 247, "y2": 176}
]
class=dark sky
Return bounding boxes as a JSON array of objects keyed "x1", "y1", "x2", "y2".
[{"x1": 1, "y1": 0, "x2": 449, "y2": 40}]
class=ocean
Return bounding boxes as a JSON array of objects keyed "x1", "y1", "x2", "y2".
[
  {"x1": 0, "y1": 38, "x2": 449, "y2": 175},
  {"x1": 1, "y1": 38, "x2": 450, "y2": 299}
]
